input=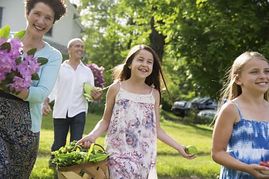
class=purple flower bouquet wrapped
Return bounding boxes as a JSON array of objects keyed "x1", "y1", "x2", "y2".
[{"x1": 0, "y1": 25, "x2": 47, "y2": 94}]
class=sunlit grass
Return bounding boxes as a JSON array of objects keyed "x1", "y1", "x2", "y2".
[
  {"x1": 156, "y1": 120, "x2": 219, "y2": 178},
  {"x1": 30, "y1": 111, "x2": 220, "y2": 178}
]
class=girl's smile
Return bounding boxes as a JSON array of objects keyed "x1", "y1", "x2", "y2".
[
  {"x1": 130, "y1": 49, "x2": 153, "y2": 79},
  {"x1": 237, "y1": 58, "x2": 269, "y2": 93}
]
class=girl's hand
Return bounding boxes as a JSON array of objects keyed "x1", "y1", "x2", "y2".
[
  {"x1": 177, "y1": 145, "x2": 196, "y2": 160},
  {"x1": 247, "y1": 164, "x2": 269, "y2": 179},
  {"x1": 77, "y1": 135, "x2": 96, "y2": 148}
]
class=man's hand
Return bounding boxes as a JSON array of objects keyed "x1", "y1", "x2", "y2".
[
  {"x1": 42, "y1": 98, "x2": 52, "y2": 115},
  {"x1": 91, "y1": 87, "x2": 102, "y2": 101}
]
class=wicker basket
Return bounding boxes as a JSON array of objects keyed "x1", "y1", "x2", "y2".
[
  {"x1": 56, "y1": 143, "x2": 109, "y2": 179},
  {"x1": 57, "y1": 159, "x2": 109, "y2": 179}
]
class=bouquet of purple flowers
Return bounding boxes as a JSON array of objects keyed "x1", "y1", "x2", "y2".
[
  {"x1": 87, "y1": 63, "x2": 105, "y2": 88},
  {"x1": 0, "y1": 25, "x2": 47, "y2": 94}
]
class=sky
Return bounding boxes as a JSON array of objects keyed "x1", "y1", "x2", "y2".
[{"x1": 70, "y1": 0, "x2": 80, "y2": 5}]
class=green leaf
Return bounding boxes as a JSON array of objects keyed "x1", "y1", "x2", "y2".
[
  {"x1": 27, "y1": 48, "x2": 37, "y2": 55},
  {"x1": 86, "y1": 143, "x2": 95, "y2": 161},
  {"x1": 14, "y1": 30, "x2": 26, "y2": 39},
  {"x1": 37, "y1": 57, "x2": 48, "y2": 65},
  {"x1": 0, "y1": 25, "x2": 10, "y2": 39},
  {"x1": 15, "y1": 57, "x2": 22, "y2": 65},
  {"x1": 89, "y1": 153, "x2": 108, "y2": 162},
  {"x1": 0, "y1": 42, "x2": 11, "y2": 51},
  {"x1": 31, "y1": 73, "x2": 40, "y2": 80}
]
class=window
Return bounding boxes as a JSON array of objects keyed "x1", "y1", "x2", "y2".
[
  {"x1": 0, "y1": 7, "x2": 3, "y2": 27},
  {"x1": 46, "y1": 27, "x2": 53, "y2": 36}
]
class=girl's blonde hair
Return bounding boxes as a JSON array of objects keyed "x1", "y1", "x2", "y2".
[
  {"x1": 221, "y1": 51, "x2": 269, "y2": 102},
  {"x1": 210, "y1": 51, "x2": 269, "y2": 126},
  {"x1": 113, "y1": 45, "x2": 167, "y2": 97}
]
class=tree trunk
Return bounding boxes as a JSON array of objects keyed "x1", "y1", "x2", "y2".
[{"x1": 149, "y1": 17, "x2": 166, "y2": 62}]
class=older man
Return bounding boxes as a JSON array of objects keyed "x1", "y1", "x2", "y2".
[{"x1": 43, "y1": 38, "x2": 102, "y2": 156}]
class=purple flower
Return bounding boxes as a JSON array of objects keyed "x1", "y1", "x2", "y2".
[
  {"x1": 17, "y1": 55, "x2": 40, "y2": 77},
  {"x1": 87, "y1": 63, "x2": 105, "y2": 88},
  {"x1": 9, "y1": 76, "x2": 31, "y2": 92},
  {"x1": 0, "y1": 72, "x2": 7, "y2": 81},
  {"x1": 0, "y1": 51, "x2": 16, "y2": 76},
  {"x1": 26, "y1": 55, "x2": 40, "y2": 74},
  {"x1": 8, "y1": 38, "x2": 23, "y2": 58},
  {"x1": 0, "y1": 36, "x2": 46, "y2": 93}
]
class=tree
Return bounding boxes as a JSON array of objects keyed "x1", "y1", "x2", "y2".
[
  {"x1": 161, "y1": 0, "x2": 269, "y2": 99},
  {"x1": 78, "y1": 0, "x2": 269, "y2": 101}
]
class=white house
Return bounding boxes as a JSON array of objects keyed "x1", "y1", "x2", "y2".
[{"x1": 0, "y1": 0, "x2": 84, "y2": 55}]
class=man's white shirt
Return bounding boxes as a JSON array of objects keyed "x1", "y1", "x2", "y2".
[{"x1": 49, "y1": 60, "x2": 94, "y2": 118}]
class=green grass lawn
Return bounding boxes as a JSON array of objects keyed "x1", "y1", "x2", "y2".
[{"x1": 30, "y1": 111, "x2": 220, "y2": 179}]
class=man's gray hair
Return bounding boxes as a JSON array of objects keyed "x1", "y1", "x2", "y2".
[{"x1": 67, "y1": 38, "x2": 83, "y2": 48}]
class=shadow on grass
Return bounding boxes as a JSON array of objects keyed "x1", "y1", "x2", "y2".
[
  {"x1": 161, "y1": 110, "x2": 213, "y2": 138},
  {"x1": 37, "y1": 148, "x2": 51, "y2": 157},
  {"x1": 157, "y1": 151, "x2": 210, "y2": 157}
]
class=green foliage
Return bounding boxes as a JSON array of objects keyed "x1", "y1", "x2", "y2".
[
  {"x1": 0, "y1": 25, "x2": 10, "y2": 38},
  {"x1": 78, "y1": 0, "x2": 269, "y2": 103},
  {"x1": 195, "y1": 115, "x2": 215, "y2": 125},
  {"x1": 88, "y1": 99, "x2": 106, "y2": 114},
  {"x1": 13, "y1": 30, "x2": 26, "y2": 39},
  {"x1": 0, "y1": 25, "x2": 25, "y2": 41},
  {"x1": 52, "y1": 141, "x2": 108, "y2": 167},
  {"x1": 161, "y1": 0, "x2": 269, "y2": 99}
]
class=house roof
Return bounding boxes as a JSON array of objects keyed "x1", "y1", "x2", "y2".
[{"x1": 44, "y1": 38, "x2": 68, "y2": 55}]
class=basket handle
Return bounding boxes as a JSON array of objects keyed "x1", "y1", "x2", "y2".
[
  {"x1": 86, "y1": 143, "x2": 106, "y2": 160},
  {"x1": 92, "y1": 143, "x2": 106, "y2": 152}
]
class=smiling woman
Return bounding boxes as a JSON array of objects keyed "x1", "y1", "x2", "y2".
[{"x1": 0, "y1": 0, "x2": 66, "y2": 178}]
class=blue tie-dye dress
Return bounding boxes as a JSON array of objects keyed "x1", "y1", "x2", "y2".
[{"x1": 220, "y1": 103, "x2": 269, "y2": 179}]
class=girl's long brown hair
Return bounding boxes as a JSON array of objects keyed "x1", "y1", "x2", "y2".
[{"x1": 113, "y1": 45, "x2": 168, "y2": 99}]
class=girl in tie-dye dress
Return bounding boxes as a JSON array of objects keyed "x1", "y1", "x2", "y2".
[
  {"x1": 212, "y1": 51, "x2": 269, "y2": 178},
  {"x1": 78, "y1": 45, "x2": 195, "y2": 179}
]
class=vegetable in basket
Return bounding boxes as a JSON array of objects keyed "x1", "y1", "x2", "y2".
[{"x1": 52, "y1": 141, "x2": 109, "y2": 168}]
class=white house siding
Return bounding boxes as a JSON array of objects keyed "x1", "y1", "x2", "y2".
[
  {"x1": 0, "y1": 0, "x2": 83, "y2": 55},
  {"x1": 0, "y1": 0, "x2": 25, "y2": 31}
]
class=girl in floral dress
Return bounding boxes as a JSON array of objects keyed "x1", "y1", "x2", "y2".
[
  {"x1": 78, "y1": 45, "x2": 194, "y2": 179},
  {"x1": 212, "y1": 52, "x2": 269, "y2": 178},
  {"x1": 0, "y1": 0, "x2": 66, "y2": 178}
]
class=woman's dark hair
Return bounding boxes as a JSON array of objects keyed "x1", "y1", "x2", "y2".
[{"x1": 25, "y1": 0, "x2": 66, "y2": 23}]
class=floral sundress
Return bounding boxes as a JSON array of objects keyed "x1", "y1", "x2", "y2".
[{"x1": 105, "y1": 86, "x2": 157, "y2": 179}]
